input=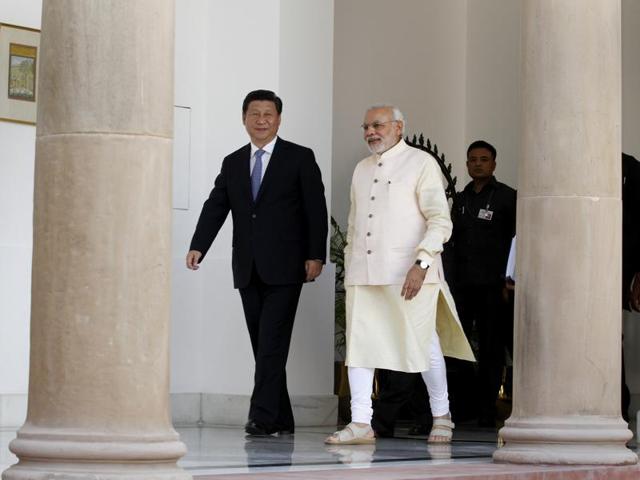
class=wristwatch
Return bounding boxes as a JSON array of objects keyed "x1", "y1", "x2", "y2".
[{"x1": 415, "y1": 259, "x2": 429, "y2": 270}]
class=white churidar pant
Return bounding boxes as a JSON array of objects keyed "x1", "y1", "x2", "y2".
[{"x1": 349, "y1": 330, "x2": 449, "y2": 424}]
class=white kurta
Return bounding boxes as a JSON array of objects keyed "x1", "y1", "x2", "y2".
[{"x1": 344, "y1": 140, "x2": 474, "y2": 372}]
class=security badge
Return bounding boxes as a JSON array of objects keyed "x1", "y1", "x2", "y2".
[{"x1": 478, "y1": 208, "x2": 493, "y2": 221}]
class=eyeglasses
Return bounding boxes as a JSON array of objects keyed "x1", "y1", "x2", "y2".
[{"x1": 361, "y1": 120, "x2": 397, "y2": 132}]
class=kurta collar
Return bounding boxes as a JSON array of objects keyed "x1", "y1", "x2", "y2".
[{"x1": 376, "y1": 139, "x2": 408, "y2": 160}]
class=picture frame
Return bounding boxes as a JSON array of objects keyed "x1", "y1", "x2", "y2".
[{"x1": 0, "y1": 23, "x2": 40, "y2": 125}]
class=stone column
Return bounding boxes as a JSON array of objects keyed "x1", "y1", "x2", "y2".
[
  {"x1": 3, "y1": 1, "x2": 190, "y2": 479},
  {"x1": 494, "y1": 0, "x2": 636, "y2": 465}
]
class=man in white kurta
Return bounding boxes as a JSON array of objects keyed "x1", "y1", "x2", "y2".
[{"x1": 326, "y1": 106, "x2": 474, "y2": 445}]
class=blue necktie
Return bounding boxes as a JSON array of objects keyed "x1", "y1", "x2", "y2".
[{"x1": 251, "y1": 149, "x2": 265, "y2": 200}]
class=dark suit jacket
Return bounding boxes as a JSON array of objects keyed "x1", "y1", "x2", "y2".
[
  {"x1": 623, "y1": 153, "x2": 640, "y2": 308},
  {"x1": 190, "y1": 137, "x2": 328, "y2": 289},
  {"x1": 450, "y1": 177, "x2": 517, "y2": 288}
]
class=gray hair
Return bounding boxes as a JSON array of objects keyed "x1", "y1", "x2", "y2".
[{"x1": 366, "y1": 105, "x2": 406, "y2": 135}]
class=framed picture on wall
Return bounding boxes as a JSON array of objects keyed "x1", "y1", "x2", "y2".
[{"x1": 0, "y1": 23, "x2": 40, "y2": 125}]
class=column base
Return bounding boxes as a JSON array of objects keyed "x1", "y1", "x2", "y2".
[
  {"x1": 2, "y1": 462, "x2": 191, "y2": 480},
  {"x1": 494, "y1": 417, "x2": 638, "y2": 465},
  {"x1": 3, "y1": 427, "x2": 191, "y2": 480}
]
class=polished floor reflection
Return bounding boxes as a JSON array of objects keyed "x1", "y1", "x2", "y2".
[
  {"x1": 1, "y1": 424, "x2": 498, "y2": 476},
  {"x1": 179, "y1": 424, "x2": 499, "y2": 476}
]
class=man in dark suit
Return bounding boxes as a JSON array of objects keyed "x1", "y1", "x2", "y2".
[
  {"x1": 450, "y1": 140, "x2": 516, "y2": 427},
  {"x1": 186, "y1": 89, "x2": 328, "y2": 436},
  {"x1": 621, "y1": 152, "x2": 640, "y2": 420},
  {"x1": 623, "y1": 153, "x2": 640, "y2": 313}
]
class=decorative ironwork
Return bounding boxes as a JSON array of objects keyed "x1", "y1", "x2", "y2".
[
  {"x1": 330, "y1": 216, "x2": 347, "y2": 358},
  {"x1": 405, "y1": 133, "x2": 457, "y2": 200}
]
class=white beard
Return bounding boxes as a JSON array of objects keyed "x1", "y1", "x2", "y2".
[
  {"x1": 366, "y1": 137, "x2": 396, "y2": 154},
  {"x1": 366, "y1": 139, "x2": 388, "y2": 154}
]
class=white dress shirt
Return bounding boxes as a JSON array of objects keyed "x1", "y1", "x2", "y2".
[{"x1": 249, "y1": 137, "x2": 277, "y2": 180}]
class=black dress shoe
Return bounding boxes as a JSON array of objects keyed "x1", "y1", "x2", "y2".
[{"x1": 244, "y1": 420, "x2": 271, "y2": 436}]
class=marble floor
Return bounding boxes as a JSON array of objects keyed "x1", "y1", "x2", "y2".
[
  {"x1": 179, "y1": 424, "x2": 499, "y2": 476},
  {"x1": 1, "y1": 424, "x2": 638, "y2": 479},
  {"x1": 0, "y1": 424, "x2": 497, "y2": 475}
]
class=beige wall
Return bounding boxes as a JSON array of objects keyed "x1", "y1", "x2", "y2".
[
  {"x1": 332, "y1": 0, "x2": 468, "y2": 227},
  {"x1": 466, "y1": 0, "x2": 522, "y2": 190}
]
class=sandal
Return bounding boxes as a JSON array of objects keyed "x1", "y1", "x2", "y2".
[
  {"x1": 428, "y1": 418, "x2": 454, "y2": 444},
  {"x1": 325, "y1": 423, "x2": 376, "y2": 445}
]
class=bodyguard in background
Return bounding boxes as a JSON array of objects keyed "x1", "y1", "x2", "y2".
[
  {"x1": 186, "y1": 90, "x2": 328, "y2": 436},
  {"x1": 450, "y1": 140, "x2": 516, "y2": 427},
  {"x1": 623, "y1": 152, "x2": 640, "y2": 313},
  {"x1": 621, "y1": 152, "x2": 640, "y2": 420}
]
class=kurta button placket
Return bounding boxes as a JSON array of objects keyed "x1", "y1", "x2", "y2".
[{"x1": 363, "y1": 156, "x2": 384, "y2": 278}]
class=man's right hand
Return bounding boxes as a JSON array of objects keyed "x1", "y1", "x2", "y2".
[{"x1": 186, "y1": 250, "x2": 203, "y2": 270}]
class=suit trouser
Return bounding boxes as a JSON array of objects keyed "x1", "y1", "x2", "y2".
[
  {"x1": 622, "y1": 340, "x2": 630, "y2": 421},
  {"x1": 372, "y1": 370, "x2": 429, "y2": 436},
  {"x1": 454, "y1": 283, "x2": 506, "y2": 420},
  {"x1": 239, "y1": 265, "x2": 302, "y2": 431}
]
